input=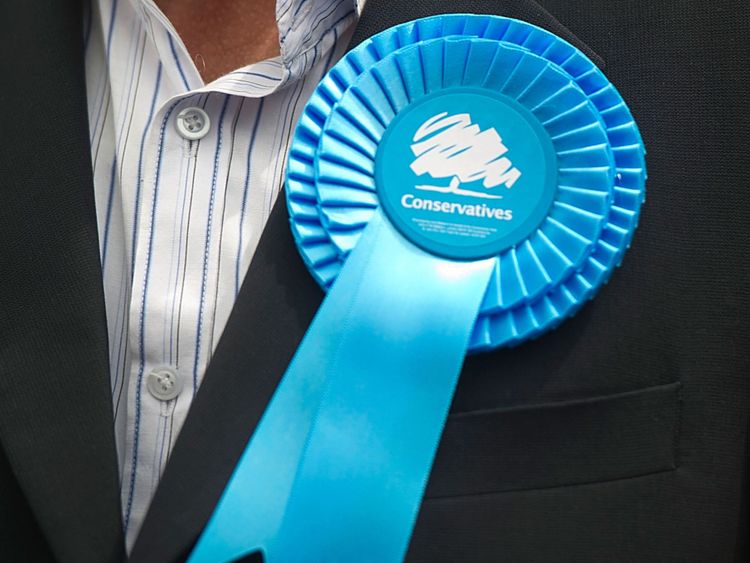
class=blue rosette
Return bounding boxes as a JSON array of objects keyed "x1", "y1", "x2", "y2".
[
  {"x1": 190, "y1": 16, "x2": 647, "y2": 563},
  {"x1": 287, "y1": 14, "x2": 646, "y2": 352}
]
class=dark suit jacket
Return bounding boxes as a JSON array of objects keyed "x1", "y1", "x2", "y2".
[{"x1": 1, "y1": 0, "x2": 748, "y2": 561}]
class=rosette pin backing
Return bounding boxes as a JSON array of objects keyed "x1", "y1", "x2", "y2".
[{"x1": 287, "y1": 14, "x2": 646, "y2": 352}]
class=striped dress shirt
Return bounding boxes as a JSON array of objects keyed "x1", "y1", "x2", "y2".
[{"x1": 83, "y1": 0, "x2": 360, "y2": 548}]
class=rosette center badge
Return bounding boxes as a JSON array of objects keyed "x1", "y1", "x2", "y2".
[{"x1": 377, "y1": 87, "x2": 557, "y2": 259}]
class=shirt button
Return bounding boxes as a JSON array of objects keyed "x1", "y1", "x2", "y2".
[
  {"x1": 146, "y1": 367, "x2": 184, "y2": 401},
  {"x1": 175, "y1": 107, "x2": 210, "y2": 140}
]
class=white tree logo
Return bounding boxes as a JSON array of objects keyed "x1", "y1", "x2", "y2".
[{"x1": 409, "y1": 112, "x2": 522, "y2": 199}]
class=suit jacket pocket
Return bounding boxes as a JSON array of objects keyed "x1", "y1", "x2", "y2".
[{"x1": 425, "y1": 382, "x2": 681, "y2": 498}]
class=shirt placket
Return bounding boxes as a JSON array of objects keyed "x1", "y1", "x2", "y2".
[{"x1": 114, "y1": 0, "x2": 359, "y2": 548}]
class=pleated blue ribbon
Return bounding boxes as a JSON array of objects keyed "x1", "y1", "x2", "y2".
[{"x1": 189, "y1": 210, "x2": 493, "y2": 562}]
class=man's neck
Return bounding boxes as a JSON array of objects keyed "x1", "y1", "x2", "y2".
[{"x1": 155, "y1": 0, "x2": 281, "y2": 84}]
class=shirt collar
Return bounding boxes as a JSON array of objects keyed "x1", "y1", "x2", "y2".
[
  {"x1": 133, "y1": 0, "x2": 360, "y2": 96},
  {"x1": 277, "y1": 0, "x2": 359, "y2": 74}
]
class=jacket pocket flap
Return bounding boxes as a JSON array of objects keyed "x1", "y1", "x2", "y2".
[{"x1": 426, "y1": 382, "x2": 681, "y2": 498}]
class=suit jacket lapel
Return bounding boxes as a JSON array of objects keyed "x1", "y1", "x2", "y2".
[
  {"x1": 131, "y1": 1, "x2": 602, "y2": 561},
  {"x1": 349, "y1": 0, "x2": 604, "y2": 68},
  {"x1": 0, "y1": 1, "x2": 124, "y2": 562}
]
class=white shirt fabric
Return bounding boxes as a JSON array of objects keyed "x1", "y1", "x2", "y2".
[{"x1": 83, "y1": 0, "x2": 361, "y2": 548}]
